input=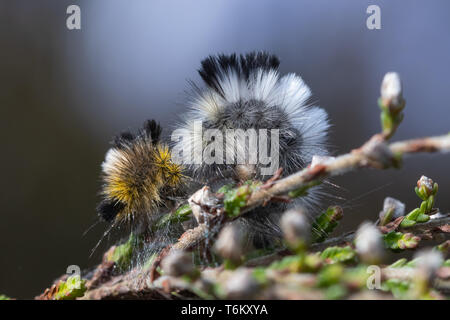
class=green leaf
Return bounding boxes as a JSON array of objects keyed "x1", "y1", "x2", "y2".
[
  {"x1": 317, "y1": 264, "x2": 344, "y2": 287},
  {"x1": 389, "y1": 258, "x2": 408, "y2": 268},
  {"x1": 54, "y1": 275, "x2": 86, "y2": 300},
  {"x1": 221, "y1": 181, "x2": 260, "y2": 218},
  {"x1": 0, "y1": 294, "x2": 11, "y2": 300},
  {"x1": 380, "y1": 207, "x2": 395, "y2": 226},
  {"x1": 267, "y1": 253, "x2": 323, "y2": 273},
  {"x1": 217, "y1": 184, "x2": 235, "y2": 194},
  {"x1": 252, "y1": 268, "x2": 269, "y2": 285},
  {"x1": 325, "y1": 284, "x2": 347, "y2": 300},
  {"x1": 224, "y1": 187, "x2": 249, "y2": 217},
  {"x1": 405, "y1": 258, "x2": 418, "y2": 268},
  {"x1": 304, "y1": 253, "x2": 323, "y2": 272},
  {"x1": 320, "y1": 246, "x2": 356, "y2": 264},
  {"x1": 404, "y1": 207, "x2": 420, "y2": 220},
  {"x1": 382, "y1": 279, "x2": 410, "y2": 299},
  {"x1": 311, "y1": 206, "x2": 343, "y2": 243},
  {"x1": 288, "y1": 180, "x2": 321, "y2": 199},
  {"x1": 416, "y1": 213, "x2": 430, "y2": 223},
  {"x1": 415, "y1": 186, "x2": 427, "y2": 201},
  {"x1": 342, "y1": 266, "x2": 370, "y2": 289},
  {"x1": 383, "y1": 231, "x2": 420, "y2": 250},
  {"x1": 107, "y1": 232, "x2": 140, "y2": 271},
  {"x1": 154, "y1": 204, "x2": 192, "y2": 231},
  {"x1": 268, "y1": 255, "x2": 303, "y2": 272},
  {"x1": 400, "y1": 218, "x2": 416, "y2": 228}
]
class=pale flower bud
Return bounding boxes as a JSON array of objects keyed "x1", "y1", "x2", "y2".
[
  {"x1": 383, "y1": 197, "x2": 405, "y2": 218},
  {"x1": 381, "y1": 72, "x2": 403, "y2": 106},
  {"x1": 379, "y1": 197, "x2": 405, "y2": 225},
  {"x1": 414, "y1": 249, "x2": 443, "y2": 281},
  {"x1": 280, "y1": 209, "x2": 311, "y2": 247},
  {"x1": 214, "y1": 224, "x2": 245, "y2": 263},
  {"x1": 355, "y1": 222, "x2": 384, "y2": 264},
  {"x1": 161, "y1": 250, "x2": 194, "y2": 277},
  {"x1": 224, "y1": 268, "x2": 259, "y2": 299},
  {"x1": 417, "y1": 175, "x2": 434, "y2": 197}
]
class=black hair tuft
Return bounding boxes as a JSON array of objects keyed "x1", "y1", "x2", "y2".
[
  {"x1": 97, "y1": 199, "x2": 126, "y2": 222},
  {"x1": 142, "y1": 119, "x2": 162, "y2": 144},
  {"x1": 198, "y1": 51, "x2": 280, "y2": 96},
  {"x1": 112, "y1": 131, "x2": 135, "y2": 149}
]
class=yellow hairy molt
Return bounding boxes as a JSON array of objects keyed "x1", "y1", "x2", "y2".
[
  {"x1": 98, "y1": 120, "x2": 185, "y2": 224},
  {"x1": 154, "y1": 144, "x2": 184, "y2": 188},
  {"x1": 106, "y1": 178, "x2": 137, "y2": 204}
]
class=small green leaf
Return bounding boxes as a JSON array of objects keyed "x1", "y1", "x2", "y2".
[
  {"x1": 415, "y1": 186, "x2": 427, "y2": 201},
  {"x1": 222, "y1": 182, "x2": 260, "y2": 218},
  {"x1": 320, "y1": 246, "x2": 356, "y2": 264},
  {"x1": 416, "y1": 213, "x2": 430, "y2": 223},
  {"x1": 325, "y1": 284, "x2": 347, "y2": 300},
  {"x1": 380, "y1": 207, "x2": 395, "y2": 226},
  {"x1": 107, "y1": 232, "x2": 140, "y2": 271},
  {"x1": 288, "y1": 181, "x2": 321, "y2": 199},
  {"x1": 389, "y1": 258, "x2": 408, "y2": 268},
  {"x1": 266, "y1": 253, "x2": 322, "y2": 273},
  {"x1": 405, "y1": 258, "x2": 418, "y2": 268},
  {"x1": 54, "y1": 275, "x2": 87, "y2": 300},
  {"x1": 382, "y1": 279, "x2": 411, "y2": 299},
  {"x1": 154, "y1": 204, "x2": 192, "y2": 231},
  {"x1": 383, "y1": 231, "x2": 420, "y2": 250},
  {"x1": 317, "y1": 264, "x2": 344, "y2": 287},
  {"x1": 311, "y1": 206, "x2": 343, "y2": 243},
  {"x1": 252, "y1": 268, "x2": 269, "y2": 285},
  {"x1": 268, "y1": 255, "x2": 303, "y2": 272},
  {"x1": 304, "y1": 253, "x2": 323, "y2": 272},
  {"x1": 342, "y1": 266, "x2": 370, "y2": 289},
  {"x1": 217, "y1": 184, "x2": 235, "y2": 194},
  {"x1": 400, "y1": 218, "x2": 416, "y2": 228}
]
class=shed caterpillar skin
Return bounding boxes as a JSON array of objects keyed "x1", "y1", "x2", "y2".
[
  {"x1": 175, "y1": 52, "x2": 331, "y2": 242},
  {"x1": 97, "y1": 119, "x2": 185, "y2": 230}
]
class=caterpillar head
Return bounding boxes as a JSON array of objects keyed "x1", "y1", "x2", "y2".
[
  {"x1": 97, "y1": 120, "x2": 184, "y2": 225},
  {"x1": 176, "y1": 52, "x2": 330, "y2": 183}
]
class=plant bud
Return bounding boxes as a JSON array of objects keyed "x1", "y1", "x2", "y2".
[
  {"x1": 414, "y1": 249, "x2": 443, "y2": 281},
  {"x1": 161, "y1": 250, "x2": 194, "y2": 277},
  {"x1": 381, "y1": 72, "x2": 403, "y2": 107},
  {"x1": 280, "y1": 209, "x2": 311, "y2": 248},
  {"x1": 224, "y1": 268, "x2": 259, "y2": 299},
  {"x1": 214, "y1": 224, "x2": 245, "y2": 264},
  {"x1": 379, "y1": 197, "x2": 405, "y2": 225},
  {"x1": 355, "y1": 222, "x2": 384, "y2": 264},
  {"x1": 417, "y1": 175, "x2": 434, "y2": 197}
]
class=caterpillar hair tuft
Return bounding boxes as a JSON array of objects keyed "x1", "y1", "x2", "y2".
[{"x1": 97, "y1": 120, "x2": 184, "y2": 229}]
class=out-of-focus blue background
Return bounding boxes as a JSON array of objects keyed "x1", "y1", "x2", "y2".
[{"x1": 0, "y1": 0, "x2": 449, "y2": 298}]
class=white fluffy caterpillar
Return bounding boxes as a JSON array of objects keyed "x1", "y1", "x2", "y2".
[{"x1": 175, "y1": 52, "x2": 331, "y2": 243}]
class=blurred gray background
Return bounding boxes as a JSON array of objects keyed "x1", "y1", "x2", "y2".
[{"x1": 0, "y1": 0, "x2": 449, "y2": 298}]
